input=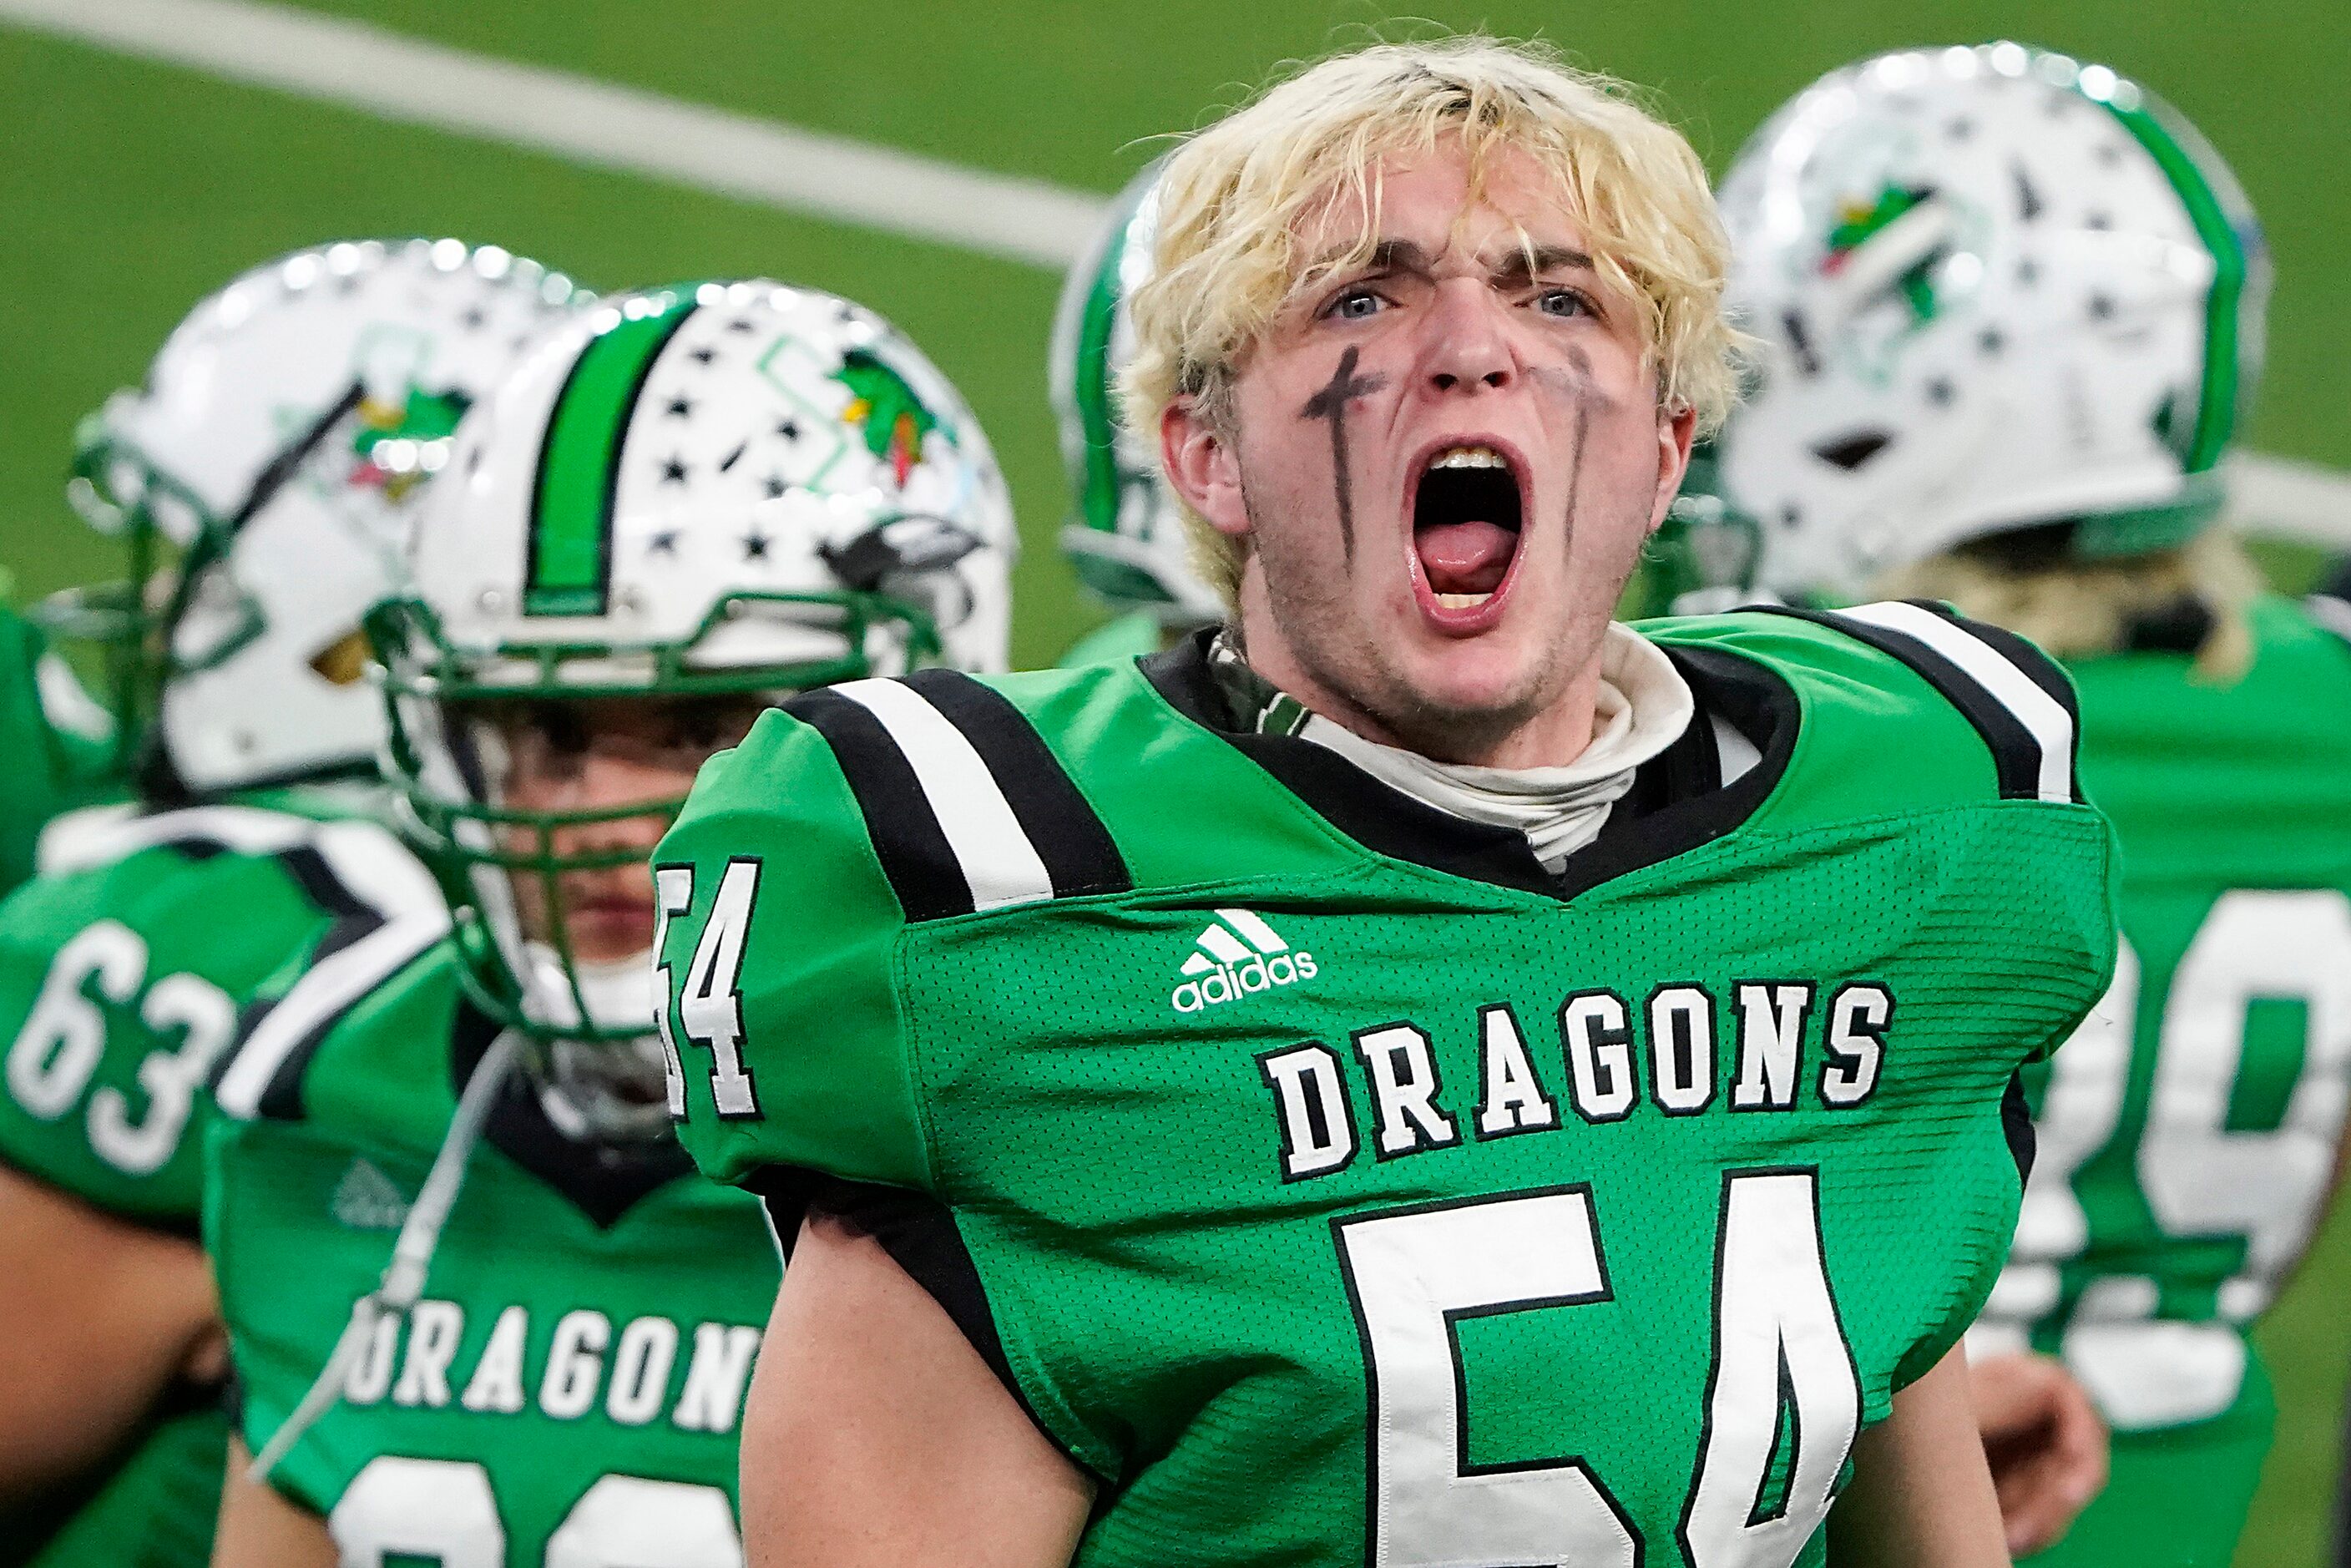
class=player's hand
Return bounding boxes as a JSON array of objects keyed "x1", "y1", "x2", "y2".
[{"x1": 1970, "y1": 1350, "x2": 2109, "y2": 1557}]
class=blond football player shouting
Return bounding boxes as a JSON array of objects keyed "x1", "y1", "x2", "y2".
[{"x1": 659, "y1": 38, "x2": 2121, "y2": 1568}]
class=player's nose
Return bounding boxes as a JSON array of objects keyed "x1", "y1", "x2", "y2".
[{"x1": 1420, "y1": 280, "x2": 1516, "y2": 395}]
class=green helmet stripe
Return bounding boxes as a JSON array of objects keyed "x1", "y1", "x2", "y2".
[
  {"x1": 1070, "y1": 238, "x2": 1126, "y2": 537},
  {"x1": 2097, "y1": 94, "x2": 2256, "y2": 476},
  {"x1": 523, "y1": 292, "x2": 700, "y2": 616}
]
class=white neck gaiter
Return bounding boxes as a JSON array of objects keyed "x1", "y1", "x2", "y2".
[{"x1": 1238, "y1": 625, "x2": 1696, "y2": 873}]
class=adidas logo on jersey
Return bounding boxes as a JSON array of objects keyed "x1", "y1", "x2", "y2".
[
  {"x1": 1170, "y1": 909, "x2": 1318, "y2": 1014},
  {"x1": 331, "y1": 1158, "x2": 411, "y2": 1230}
]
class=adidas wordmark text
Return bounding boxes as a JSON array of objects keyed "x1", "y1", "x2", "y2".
[{"x1": 1171, "y1": 909, "x2": 1319, "y2": 1014}]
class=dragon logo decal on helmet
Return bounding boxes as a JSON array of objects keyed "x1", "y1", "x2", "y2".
[
  {"x1": 1715, "y1": 44, "x2": 2269, "y2": 601},
  {"x1": 372, "y1": 280, "x2": 1014, "y2": 1129},
  {"x1": 53, "y1": 238, "x2": 586, "y2": 794},
  {"x1": 1049, "y1": 162, "x2": 1222, "y2": 627}
]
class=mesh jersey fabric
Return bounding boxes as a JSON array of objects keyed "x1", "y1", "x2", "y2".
[{"x1": 660, "y1": 609, "x2": 2120, "y2": 1568}]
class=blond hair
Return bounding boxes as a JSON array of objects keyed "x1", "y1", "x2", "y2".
[
  {"x1": 1123, "y1": 36, "x2": 1747, "y2": 609},
  {"x1": 1879, "y1": 531, "x2": 2263, "y2": 685}
]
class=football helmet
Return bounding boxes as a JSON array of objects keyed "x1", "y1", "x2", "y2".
[
  {"x1": 1716, "y1": 45, "x2": 2269, "y2": 600},
  {"x1": 55, "y1": 238, "x2": 584, "y2": 793},
  {"x1": 1049, "y1": 162, "x2": 1221, "y2": 625},
  {"x1": 372, "y1": 280, "x2": 1014, "y2": 1130}
]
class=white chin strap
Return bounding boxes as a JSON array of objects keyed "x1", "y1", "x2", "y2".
[{"x1": 519, "y1": 943, "x2": 655, "y2": 1034}]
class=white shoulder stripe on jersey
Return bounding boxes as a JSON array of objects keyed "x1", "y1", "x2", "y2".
[
  {"x1": 1840, "y1": 600, "x2": 2076, "y2": 803},
  {"x1": 36, "y1": 801, "x2": 315, "y2": 877},
  {"x1": 213, "y1": 821, "x2": 450, "y2": 1119},
  {"x1": 832, "y1": 678, "x2": 1057, "y2": 913}
]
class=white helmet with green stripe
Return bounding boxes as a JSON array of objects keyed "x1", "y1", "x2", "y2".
[
  {"x1": 372, "y1": 279, "x2": 1011, "y2": 1065},
  {"x1": 1049, "y1": 163, "x2": 1221, "y2": 625},
  {"x1": 1715, "y1": 44, "x2": 2268, "y2": 600}
]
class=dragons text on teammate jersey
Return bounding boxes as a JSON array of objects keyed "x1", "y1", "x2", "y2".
[
  {"x1": 209, "y1": 942, "x2": 778, "y2": 1566},
  {"x1": 659, "y1": 605, "x2": 2118, "y2": 1568}
]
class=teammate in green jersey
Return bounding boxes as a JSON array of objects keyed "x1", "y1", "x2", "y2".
[
  {"x1": 206, "y1": 278, "x2": 1017, "y2": 1566},
  {"x1": 659, "y1": 39, "x2": 2119, "y2": 1568},
  {"x1": 1712, "y1": 44, "x2": 2346, "y2": 1568},
  {"x1": 0, "y1": 239, "x2": 579, "y2": 1567},
  {"x1": 0, "y1": 601, "x2": 116, "y2": 900},
  {"x1": 1050, "y1": 161, "x2": 1223, "y2": 666}
]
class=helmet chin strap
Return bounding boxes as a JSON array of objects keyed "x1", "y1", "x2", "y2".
[
  {"x1": 519, "y1": 943, "x2": 654, "y2": 1034},
  {"x1": 518, "y1": 945, "x2": 675, "y2": 1141}
]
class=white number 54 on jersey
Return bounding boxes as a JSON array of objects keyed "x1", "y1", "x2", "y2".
[{"x1": 1340, "y1": 1169, "x2": 1858, "y2": 1568}]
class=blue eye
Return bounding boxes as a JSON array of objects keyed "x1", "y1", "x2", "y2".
[
  {"x1": 1538, "y1": 290, "x2": 1593, "y2": 319},
  {"x1": 1326, "y1": 288, "x2": 1384, "y2": 321}
]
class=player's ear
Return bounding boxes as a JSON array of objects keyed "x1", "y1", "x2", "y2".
[
  {"x1": 1647, "y1": 401, "x2": 1698, "y2": 536},
  {"x1": 1161, "y1": 396, "x2": 1250, "y2": 541}
]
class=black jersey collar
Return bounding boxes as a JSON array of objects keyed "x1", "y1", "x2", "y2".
[
  {"x1": 450, "y1": 1002, "x2": 693, "y2": 1230},
  {"x1": 1138, "y1": 629, "x2": 1797, "y2": 902}
]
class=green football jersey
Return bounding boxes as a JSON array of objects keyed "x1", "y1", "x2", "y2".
[
  {"x1": 659, "y1": 605, "x2": 2120, "y2": 1568},
  {"x1": 0, "y1": 601, "x2": 118, "y2": 901},
  {"x1": 1976, "y1": 594, "x2": 2351, "y2": 1452},
  {"x1": 209, "y1": 941, "x2": 779, "y2": 1566},
  {"x1": 0, "y1": 792, "x2": 443, "y2": 1568}
]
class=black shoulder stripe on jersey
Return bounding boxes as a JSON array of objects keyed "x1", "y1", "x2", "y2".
[
  {"x1": 786, "y1": 688, "x2": 975, "y2": 923},
  {"x1": 273, "y1": 843, "x2": 379, "y2": 924},
  {"x1": 235, "y1": 911, "x2": 383, "y2": 1121},
  {"x1": 901, "y1": 669, "x2": 1131, "y2": 901},
  {"x1": 757, "y1": 1169, "x2": 1118, "y2": 1489},
  {"x1": 2002, "y1": 1072, "x2": 2035, "y2": 1185},
  {"x1": 1756, "y1": 605, "x2": 2050, "y2": 802}
]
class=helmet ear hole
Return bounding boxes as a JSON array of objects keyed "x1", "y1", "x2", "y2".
[{"x1": 1811, "y1": 430, "x2": 1895, "y2": 471}]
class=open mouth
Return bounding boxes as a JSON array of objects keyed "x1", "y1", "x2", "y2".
[{"x1": 1411, "y1": 444, "x2": 1524, "y2": 616}]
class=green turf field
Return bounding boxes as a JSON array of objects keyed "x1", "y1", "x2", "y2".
[{"x1": 2, "y1": 1, "x2": 2344, "y2": 1558}]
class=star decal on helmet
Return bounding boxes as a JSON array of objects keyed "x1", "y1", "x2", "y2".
[{"x1": 832, "y1": 347, "x2": 942, "y2": 488}]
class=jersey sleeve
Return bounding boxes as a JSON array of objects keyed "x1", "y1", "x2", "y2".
[
  {"x1": 655, "y1": 703, "x2": 930, "y2": 1200},
  {"x1": 0, "y1": 869, "x2": 233, "y2": 1226},
  {"x1": 0, "y1": 811, "x2": 443, "y2": 1227}
]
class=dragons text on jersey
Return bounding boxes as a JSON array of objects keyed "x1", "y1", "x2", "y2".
[
  {"x1": 1259, "y1": 979, "x2": 1891, "y2": 1179},
  {"x1": 209, "y1": 941, "x2": 780, "y2": 1567}
]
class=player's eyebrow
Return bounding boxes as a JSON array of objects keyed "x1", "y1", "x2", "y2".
[
  {"x1": 1307, "y1": 238, "x2": 1437, "y2": 281},
  {"x1": 1489, "y1": 244, "x2": 1596, "y2": 285}
]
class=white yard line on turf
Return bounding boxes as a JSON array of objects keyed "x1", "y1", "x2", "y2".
[
  {"x1": 0, "y1": 0, "x2": 1108, "y2": 269},
  {"x1": 3, "y1": 0, "x2": 2348, "y2": 543},
  {"x1": 2232, "y1": 453, "x2": 2351, "y2": 550}
]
